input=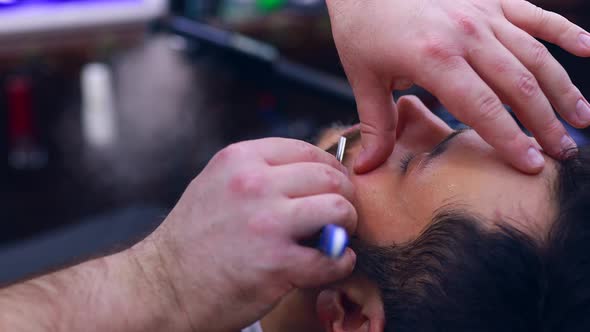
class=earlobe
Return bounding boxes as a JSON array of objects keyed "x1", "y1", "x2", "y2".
[{"x1": 316, "y1": 281, "x2": 385, "y2": 332}]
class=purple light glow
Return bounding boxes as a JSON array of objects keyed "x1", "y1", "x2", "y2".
[{"x1": 0, "y1": 0, "x2": 141, "y2": 11}]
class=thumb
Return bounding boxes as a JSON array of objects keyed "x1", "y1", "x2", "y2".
[
  {"x1": 352, "y1": 78, "x2": 398, "y2": 174},
  {"x1": 288, "y1": 247, "x2": 357, "y2": 289}
]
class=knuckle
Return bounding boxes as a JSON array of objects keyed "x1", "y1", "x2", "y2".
[
  {"x1": 293, "y1": 140, "x2": 318, "y2": 161},
  {"x1": 446, "y1": 80, "x2": 470, "y2": 102},
  {"x1": 246, "y1": 211, "x2": 278, "y2": 236},
  {"x1": 538, "y1": 118, "x2": 564, "y2": 137},
  {"x1": 214, "y1": 143, "x2": 246, "y2": 164},
  {"x1": 329, "y1": 196, "x2": 354, "y2": 220},
  {"x1": 516, "y1": 73, "x2": 540, "y2": 98},
  {"x1": 322, "y1": 167, "x2": 343, "y2": 192},
  {"x1": 532, "y1": 6, "x2": 549, "y2": 32},
  {"x1": 392, "y1": 78, "x2": 414, "y2": 90},
  {"x1": 562, "y1": 84, "x2": 580, "y2": 101},
  {"x1": 359, "y1": 120, "x2": 395, "y2": 138},
  {"x1": 550, "y1": 13, "x2": 579, "y2": 43},
  {"x1": 506, "y1": 130, "x2": 524, "y2": 146},
  {"x1": 317, "y1": 262, "x2": 341, "y2": 281},
  {"x1": 291, "y1": 200, "x2": 308, "y2": 220},
  {"x1": 492, "y1": 127, "x2": 523, "y2": 150},
  {"x1": 421, "y1": 37, "x2": 459, "y2": 63},
  {"x1": 490, "y1": 60, "x2": 511, "y2": 75},
  {"x1": 435, "y1": 54, "x2": 464, "y2": 72},
  {"x1": 530, "y1": 42, "x2": 549, "y2": 70},
  {"x1": 453, "y1": 13, "x2": 481, "y2": 38},
  {"x1": 474, "y1": 95, "x2": 505, "y2": 123},
  {"x1": 491, "y1": 128, "x2": 525, "y2": 154},
  {"x1": 359, "y1": 122, "x2": 379, "y2": 138},
  {"x1": 228, "y1": 170, "x2": 267, "y2": 197}
]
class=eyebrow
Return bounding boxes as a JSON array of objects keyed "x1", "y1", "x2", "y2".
[
  {"x1": 325, "y1": 128, "x2": 361, "y2": 157},
  {"x1": 421, "y1": 128, "x2": 471, "y2": 166}
]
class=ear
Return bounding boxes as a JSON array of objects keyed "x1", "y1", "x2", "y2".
[{"x1": 316, "y1": 278, "x2": 385, "y2": 332}]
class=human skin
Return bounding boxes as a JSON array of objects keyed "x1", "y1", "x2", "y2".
[
  {"x1": 336, "y1": 101, "x2": 556, "y2": 246},
  {"x1": 262, "y1": 95, "x2": 558, "y2": 332},
  {"x1": 0, "y1": 138, "x2": 359, "y2": 332},
  {"x1": 328, "y1": 0, "x2": 590, "y2": 174},
  {"x1": 313, "y1": 96, "x2": 557, "y2": 247}
]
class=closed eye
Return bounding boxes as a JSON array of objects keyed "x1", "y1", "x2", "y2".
[
  {"x1": 400, "y1": 153, "x2": 415, "y2": 173},
  {"x1": 399, "y1": 129, "x2": 471, "y2": 173},
  {"x1": 425, "y1": 129, "x2": 471, "y2": 163}
]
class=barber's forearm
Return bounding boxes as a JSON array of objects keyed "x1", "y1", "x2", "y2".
[{"x1": 0, "y1": 239, "x2": 191, "y2": 332}]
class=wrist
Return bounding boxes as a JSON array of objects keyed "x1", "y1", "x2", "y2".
[{"x1": 123, "y1": 236, "x2": 196, "y2": 332}]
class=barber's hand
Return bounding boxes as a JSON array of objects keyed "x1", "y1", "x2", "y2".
[
  {"x1": 327, "y1": 0, "x2": 590, "y2": 174},
  {"x1": 143, "y1": 139, "x2": 357, "y2": 332}
]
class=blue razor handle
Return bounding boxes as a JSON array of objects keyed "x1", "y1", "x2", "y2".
[{"x1": 317, "y1": 224, "x2": 349, "y2": 259}]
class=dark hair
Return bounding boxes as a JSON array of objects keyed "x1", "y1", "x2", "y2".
[{"x1": 352, "y1": 146, "x2": 590, "y2": 332}]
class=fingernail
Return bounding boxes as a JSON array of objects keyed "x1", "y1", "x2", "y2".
[
  {"x1": 528, "y1": 147, "x2": 545, "y2": 169},
  {"x1": 561, "y1": 135, "x2": 578, "y2": 158},
  {"x1": 576, "y1": 99, "x2": 590, "y2": 125},
  {"x1": 580, "y1": 33, "x2": 590, "y2": 49},
  {"x1": 347, "y1": 248, "x2": 357, "y2": 266}
]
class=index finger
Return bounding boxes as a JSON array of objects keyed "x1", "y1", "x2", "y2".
[
  {"x1": 417, "y1": 57, "x2": 545, "y2": 173},
  {"x1": 247, "y1": 138, "x2": 348, "y2": 173},
  {"x1": 349, "y1": 73, "x2": 398, "y2": 174}
]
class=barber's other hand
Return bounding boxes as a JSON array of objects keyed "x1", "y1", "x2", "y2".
[
  {"x1": 142, "y1": 139, "x2": 357, "y2": 332},
  {"x1": 328, "y1": 0, "x2": 590, "y2": 174}
]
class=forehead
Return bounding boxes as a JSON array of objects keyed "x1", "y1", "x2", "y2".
[{"x1": 416, "y1": 133, "x2": 559, "y2": 239}]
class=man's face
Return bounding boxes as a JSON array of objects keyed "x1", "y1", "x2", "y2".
[
  {"x1": 262, "y1": 96, "x2": 562, "y2": 332},
  {"x1": 319, "y1": 96, "x2": 558, "y2": 246}
]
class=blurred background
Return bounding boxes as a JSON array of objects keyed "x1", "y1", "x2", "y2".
[{"x1": 0, "y1": 0, "x2": 587, "y2": 283}]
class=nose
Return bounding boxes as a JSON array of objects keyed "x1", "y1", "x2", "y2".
[{"x1": 395, "y1": 96, "x2": 453, "y2": 151}]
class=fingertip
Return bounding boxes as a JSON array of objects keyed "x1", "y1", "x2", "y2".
[
  {"x1": 397, "y1": 95, "x2": 423, "y2": 107},
  {"x1": 578, "y1": 33, "x2": 590, "y2": 56},
  {"x1": 353, "y1": 143, "x2": 393, "y2": 174},
  {"x1": 345, "y1": 247, "x2": 357, "y2": 268},
  {"x1": 523, "y1": 147, "x2": 545, "y2": 174},
  {"x1": 573, "y1": 99, "x2": 590, "y2": 128},
  {"x1": 323, "y1": 247, "x2": 356, "y2": 280},
  {"x1": 335, "y1": 248, "x2": 357, "y2": 277},
  {"x1": 499, "y1": 135, "x2": 546, "y2": 174},
  {"x1": 353, "y1": 147, "x2": 373, "y2": 174},
  {"x1": 304, "y1": 249, "x2": 356, "y2": 286},
  {"x1": 352, "y1": 88, "x2": 397, "y2": 173},
  {"x1": 560, "y1": 135, "x2": 578, "y2": 157}
]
